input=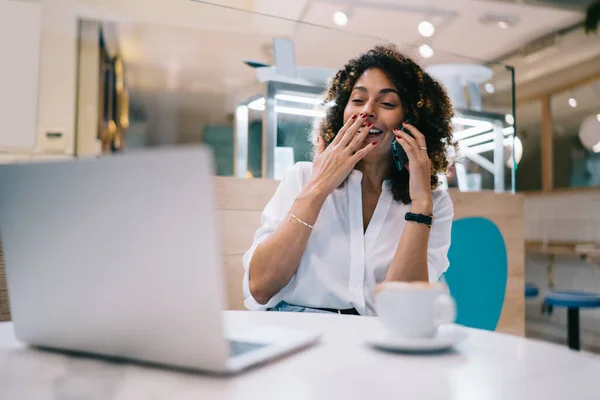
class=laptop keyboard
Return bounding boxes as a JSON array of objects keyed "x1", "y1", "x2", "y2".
[{"x1": 229, "y1": 340, "x2": 268, "y2": 357}]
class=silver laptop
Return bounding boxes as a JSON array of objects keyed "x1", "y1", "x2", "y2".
[{"x1": 0, "y1": 147, "x2": 319, "y2": 373}]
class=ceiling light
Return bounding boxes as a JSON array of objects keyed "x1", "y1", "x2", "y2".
[
  {"x1": 596, "y1": 113, "x2": 600, "y2": 122},
  {"x1": 568, "y1": 97, "x2": 577, "y2": 108},
  {"x1": 467, "y1": 136, "x2": 516, "y2": 154},
  {"x1": 419, "y1": 44, "x2": 434, "y2": 59},
  {"x1": 506, "y1": 136, "x2": 523, "y2": 168},
  {"x1": 479, "y1": 14, "x2": 518, "y2": 29},
  {"x1": 459, "y1": 127, "x2": 515, "y2": 148},
  {"x1": 484, "y1": 83, "x2": 495, "y2": 94},
  {"x1": 505, "y1": 114, "x2": 514, "y2": 125},
  {"x1": 418, "y1": 21, "x2": 435, "y2": 37},
  {"x1": 246, "y1": 97, "x2": 326, "y2": 118},
  {"x1": 275, "y1": 106, "x2": 325, "y2": 118},
  {"x1": 248, "y1": 98, "x2": 265, "y2": 111},
  {"x1": 451, "y1": 117, "x2": 494, "y2": 140},
  {"x1": 275, "y1": 94, "x2": 323, "y2": 105},
  {"x1": 579, "y1": 114, "x2": 600, "y2": 152},
  {"x1": 333, "y1": 11, "x2": 348, "y2": 26}
]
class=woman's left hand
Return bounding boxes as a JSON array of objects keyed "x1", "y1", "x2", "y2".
[{"x1": 394, "y1": 122, "x2": 433, "y2": 215}]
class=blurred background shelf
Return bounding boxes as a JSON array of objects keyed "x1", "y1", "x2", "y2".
[{"x1": 526, "y1": 240, "x2": 600, "y2": 262}]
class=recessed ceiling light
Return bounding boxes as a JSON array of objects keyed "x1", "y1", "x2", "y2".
[
  {"x1": 484, "y1": 83, "x2": 495, "y2": 94},
  {"x1": 419, "y1": 44, "x2": 434, "y2": 59},
  {"x1": 505, "y1": 114, "x2": 514, "y2": 125},
  {"x1": 568, "y1": 97, "x2": 577, "y2": 108},
  {"x1": 480, "y1": 14, "x2": 518, "y2": 29},
  {"x1": 418, "y1": 21, "x2": 435, "y2": 37},
  {"x1": 333, "y1": 11, "x2": 348, "y2": 26}
]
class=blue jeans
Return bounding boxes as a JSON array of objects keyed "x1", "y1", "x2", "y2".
[{"x1": 268, "y1": 301, "x2": 336, "y2": 314}]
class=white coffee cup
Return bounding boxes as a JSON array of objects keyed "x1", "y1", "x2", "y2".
[{"x1": 375, "y1": 282, "x2": 456, "y2": 338}]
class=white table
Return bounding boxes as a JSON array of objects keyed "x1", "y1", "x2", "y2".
[{"x1": 1, "y1": 311, "x2": 600, "y2": 400}]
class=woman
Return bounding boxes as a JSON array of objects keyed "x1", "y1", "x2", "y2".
[{"x1": 242, "y1": 45, "x2": 456, "y2": 316}]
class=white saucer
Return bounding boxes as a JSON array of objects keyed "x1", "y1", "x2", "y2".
[{"x1": 365, "y1": 325, "x2": 468, "y2": 353}]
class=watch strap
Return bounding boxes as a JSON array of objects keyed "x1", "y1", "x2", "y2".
[{"x1": 405, "y1": 212, "x2": 433, "y2": 228}]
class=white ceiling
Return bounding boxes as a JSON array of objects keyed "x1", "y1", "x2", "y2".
[
  {"x1": 105, "y1": 0, "x2": 585, "y2": 128},
  {"x1": 297, "y1": 0, "x2": 583, "y2": 60}
]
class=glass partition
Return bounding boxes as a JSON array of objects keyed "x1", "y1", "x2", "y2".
[
  {"x1": 551, "y1": 79, "x2": 600, "y2": 189},
  {"x1": 118, "y1": 0, "x2": 516, "y2": 191},
  {"x1": 515, "y1": 100, "x2": 543, "y2": 192}
]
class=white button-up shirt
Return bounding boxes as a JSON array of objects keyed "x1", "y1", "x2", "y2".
[{"x1": 242, "y1": 162, "x2": 454, "y2": 316}]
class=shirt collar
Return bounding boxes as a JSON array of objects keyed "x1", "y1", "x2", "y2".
[{"x1": 349, "y1": 169, "x2": 391, "y2": 190}]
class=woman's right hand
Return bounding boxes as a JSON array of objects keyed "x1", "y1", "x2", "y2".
[
  {"x1": 307, "y1": 113, "x2": 378, "y2": 197},
  {"x1": 248, "y1": 115, "x2": 376, "y2": 305}
]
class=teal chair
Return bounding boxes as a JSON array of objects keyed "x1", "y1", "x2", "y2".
[{"x1": 444, "y1": 217, "x2": 508, "y2": 331}]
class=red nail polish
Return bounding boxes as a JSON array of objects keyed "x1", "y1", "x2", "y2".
[
  {"x1": 361, "y1": 113, "x2": 368, "y2": 118},
  {"x1": 351, "y1": 114, "x2": 357, "y2": 119},
  {"x1": 402, "y1": 121, "x2": 408, "y2": 125},
  {"x1": 372, "y1": 141, "x2": 377, "y2": 145},
  {"x1": 366, "y1": 122, "x2": 372, "y2": 127}
]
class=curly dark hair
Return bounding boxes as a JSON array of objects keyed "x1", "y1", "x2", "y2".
[{"x1": 317, "y1": 44, "x2": 456, "y2": 204}]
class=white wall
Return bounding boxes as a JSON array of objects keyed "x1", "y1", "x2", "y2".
[
  {"x1": 1, "y1": 0, "x2": 105, "y2": 159},
  {"x1": 0, "y1": 0, "x2": 42, "y2": 151},
  {"x1": 35, "y1": 0, "x2": 79, "y2": 155},
  {"x1": 27, "y1": 0, "x2": 240, "y2": 156},
  {"x1": 525, "y1": 191, "x2": 600, "y2": 243}
]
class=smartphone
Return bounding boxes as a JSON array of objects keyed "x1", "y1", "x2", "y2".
[{"x1": 391, "y1": 115, "x2": 415, "y2": 171}]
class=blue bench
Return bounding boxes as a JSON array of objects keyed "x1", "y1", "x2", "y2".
[
  {"x1": 544, "y1": 290, "x2": 600, "y2": 350},
  {"x1": 525, "y1": 282, "x2": 539, "y2": 298}
]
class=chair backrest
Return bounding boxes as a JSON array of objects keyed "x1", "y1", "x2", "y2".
[{"x1": 445, "y1": 217, "x2": 508, "y2": 331}]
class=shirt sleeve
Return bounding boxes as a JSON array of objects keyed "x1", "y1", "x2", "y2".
[
  {"x1": 242, "y1": 163, "x2": 307, "y2": 310},
  {"x1": 427, "y1": 190, "x2": 454, "y2": 282}
]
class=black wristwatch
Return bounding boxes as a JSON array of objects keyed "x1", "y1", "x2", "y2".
[{"x1": 405, "y1": 212, "x2": 434, "y2": 228}]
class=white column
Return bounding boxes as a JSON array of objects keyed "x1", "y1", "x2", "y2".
[
  {"x1": 493, "y1": 121, "x2": 505, "y2": 192},
  {"x1": 234, "y1": 105, "x2": 249, "y2": 177},
  {"x1": 75, "y1": 20, "x2": 101, "y2": 156},
  {"x1": 35, "y1": 0, "x2": 78, "y2": 154}
]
